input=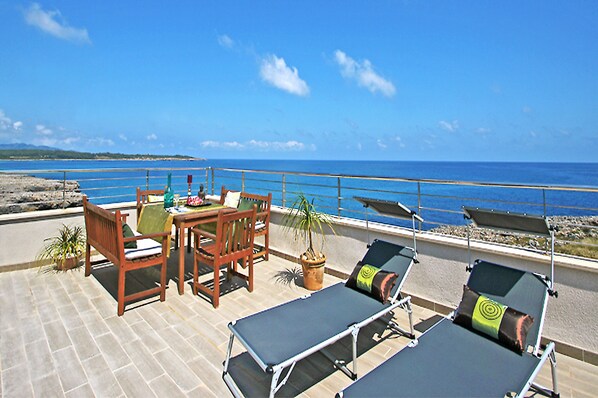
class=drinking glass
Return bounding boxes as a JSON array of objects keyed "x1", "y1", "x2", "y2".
[{"x1": 174, "y1": 194, "x2": 180, "y2": 209}]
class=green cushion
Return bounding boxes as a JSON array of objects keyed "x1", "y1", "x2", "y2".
[
  {"x1": 237, "y1": 197, "x2": 261, "y2": 212},
  {"x1": 345, "y1": 261, "x2": 398, "y2": 303},
  {"x1": 122, "y1": 223, "x2": 137, "y2": 249},
  {"x1": 453, "y1": 285, "x2": 534, "y2": 353}
]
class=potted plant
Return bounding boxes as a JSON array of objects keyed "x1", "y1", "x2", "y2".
[
  {"x1": 283, "y1": 194, "x2": 336, "y2": 290},
  {"x1": 36, "y1": 224, "x2": 86, "y2": 272}
]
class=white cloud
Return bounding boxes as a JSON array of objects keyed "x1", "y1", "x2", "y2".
[
  {"x1": 439, "y1": 120, "x2": 459, "y2": 132},
  {"x1": 62, "y1": 136, "x2": 80, "y2": 145},
  {"x1": 357, "y1": 142, "x2": 362, "y2": 151},
  {"x1": 88, "y1": 137, "x2": 114, "y2": 146},
  {"x1": 0, "y1": 110, "x2": 23, "y2": 133},
  {"x1": 24, "y1": 3, "x2": 91, "y2": 44},
  {"x1": 476, "y1": 127, "x2": 491, "y2": 134},
  {"x1": 200, "y1": 139, "x2": 310, "y2": 151},
  {"x1": 395, "y1": 136, "x2": 406, "y2": 148},
  {"x1": 260, "y1": 54, "x2": 310, "y2": 96},
  {"x1": 35, "y1": 124, "x2": 53, "y2": 135},
  {"x1": 146, "y1": 133, "x2": 157, "y2": 141},
  {"x1": 523, "y1": 106, "x2": 533, "y2": 114},
  {"x1": 334, "y1": 50, "x2": 396, "y2": 97},
  {"x1": 530, "y1": 131, "x2": 538, "y2": 138},
  {"x1": 377, "y1": 139, "x2": 387, "y2": 149},
  {"x1": 118, "y1": 134, "x2": 128, "y2": 141},
  {"x1": 217, "y1": 34, "x2": 234, "y2": 49}
]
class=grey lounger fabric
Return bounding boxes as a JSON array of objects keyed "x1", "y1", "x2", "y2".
[
  {"x1": 340, "y1": 260, "x2": 554, "y2": 398},
  {"x1": 224, "y1": 239, "x2": 417, "y2": 397}
]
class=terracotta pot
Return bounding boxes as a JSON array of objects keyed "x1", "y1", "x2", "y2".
[
  {"x1": 300, "y1": 254, "x2": 326, "y2": 291},
  {"x1": 57, "y1": 256, "x2": 80, "y2": 271}
]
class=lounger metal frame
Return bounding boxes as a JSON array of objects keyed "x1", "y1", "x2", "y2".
[{"x1": 223, "y1": 270, "x2": 416, "y2": 398}]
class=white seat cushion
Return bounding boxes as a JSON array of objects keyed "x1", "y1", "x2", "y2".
[
  {"x1": 255, "y1": 221, "x2": 266, "y2": 231},
  {"x1": 124, "y1": 228, "x2": 163, "y2": 260}
]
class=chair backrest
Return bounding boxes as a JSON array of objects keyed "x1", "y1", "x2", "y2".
[
  {"x1": 467, "y1": 260, "x2": 549, "y2": 352},
  {"x1": 220, "y1": 186, "x2": 272, "y2": 225},
  {"x1": 213, "y1": 206, "x2": 257, "y2": 263},
  {"x1": 360, "y1": 239, "x2": 416, "y2": 298},
  {"x1": 82, "y1": 196, "x2": 124, "y2": 266},
  {"x1": 136, "y1": 187, "x2": 165, "y2": 220}
]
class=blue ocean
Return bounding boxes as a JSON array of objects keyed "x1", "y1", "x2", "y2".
[{"x1": 2, "y1": 159, "x2": 597, "y2": 228}]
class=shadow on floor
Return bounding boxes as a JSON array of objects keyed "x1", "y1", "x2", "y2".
[{"x1": 225, "y1": 315, "x2": 410, "y2": 397}]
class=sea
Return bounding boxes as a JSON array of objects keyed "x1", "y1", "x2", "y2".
[{"x1": 2, "y1": 159, "x2": 597, "y2": 228}]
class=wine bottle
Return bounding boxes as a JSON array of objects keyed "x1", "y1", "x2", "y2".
[{"x1": 163, "y1": 173, "x2": 174, "y2": 209}]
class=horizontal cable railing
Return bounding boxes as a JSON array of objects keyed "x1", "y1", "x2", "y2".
[{"x1": 1, "y1": 166, "x2": 597, "y2": 259}]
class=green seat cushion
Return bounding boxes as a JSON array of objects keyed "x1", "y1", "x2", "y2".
[
  {"x1": 122, "y1": 223, "x2": 137, "y2": 249},
  {"x1": 453, "y1": 285, "x2": 534, "y2": 353}
]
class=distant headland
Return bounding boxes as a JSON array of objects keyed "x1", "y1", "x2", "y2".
[{"x1": 0, "y1": 144, "x2": 204, "y2": 161}]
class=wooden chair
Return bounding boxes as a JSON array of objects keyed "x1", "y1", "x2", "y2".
[
  {"x1": 83, "y1": 196, "x2": 169, "y2": 316},
  {"x1": 220, "y1": 186, "x2": 272, "y2": 261},
  {"x1": 191, "y1": 206, "x2": 257, "y2": 308},
  {"x1": 136, "y1": 187, "x2": 165, "y2": 220}
]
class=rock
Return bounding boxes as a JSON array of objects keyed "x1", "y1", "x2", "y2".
[{"x1": 0, "y1": 174, "x2": 83, "y2": 214}]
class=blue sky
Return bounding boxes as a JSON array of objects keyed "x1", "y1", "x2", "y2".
[{"x1": 0, "y1": 1, "x2": 596, "y2": 161}]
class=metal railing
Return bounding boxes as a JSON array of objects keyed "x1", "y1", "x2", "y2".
[{"x1": 1, "y1": 166, "x2": 597, "y2": 258}]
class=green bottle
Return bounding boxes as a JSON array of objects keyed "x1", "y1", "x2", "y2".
[{"x1": 164, "y1": 173, "x2": 174, "y2": 209}]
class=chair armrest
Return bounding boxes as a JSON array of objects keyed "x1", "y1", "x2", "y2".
[
  {"x1": 120, "y1": 213, "x2": 129, "y2": 223},
  {"x1": 191, "y1": 227, "x2": 216, "y2": 240},
  {"x1": 124, "y1": 231, "x2": 171, "y2": 242}
]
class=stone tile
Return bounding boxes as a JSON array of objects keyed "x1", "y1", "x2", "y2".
[
  {"x1": 57, "y1": 302, "x2": 84, "y2": 331},
  {"x1": 154, "y1": 349, "x2": 201, "y2": 392},
  {"x1": 81, "y1": 354, "x2": 123, "y2": 397},
  {"x1": 90, "y1": 296, "x2": 116, "y2": 320},
  {"x1": 68, "y1": 325, "x2": 100, "y2": 361},
  {"x1": 122, "y1": 340, "x2": 164, "y2": 382},
  {"x1": 157, "y1": 326, "x2": 200, "y2": 362},
  {"x1": 129, "y1": 321, "x2": 168, "y2": 354},
  {"x1": 2, "y1": 363, "x2": 34, "y2": 398},
  {"x1": 64, "y1": 383, "x2": 94, "y2": 398},
  {"x1": 43, "y1": 320, "x2": 72, "y2": 352},
  {"x1": 104, "y1": 315, "x2": 137, "y2": 345},
  {"x1": 95, "y1": 334, "x2": 131, "y2": 371},
  {"x1": 0, "y1": 327, "x2": 27, "y2": 370},
  {"x1": 148, "y1": 374, "x2": 186, "y2": 398},
  {"x1": 31, "y1": 372, "x2": 64, "y2": 398},
  {"x1": 52, "y1": 346, "x2": 87, "y2": 392},
  {"x1": 20, "y1": 315, "x2": 45, "y2": 345},
  {"x1": 25, "y1": 339, "x2": 55, "y2": 382},
  {"x1": 68, "y1": 292, "x2": 94, "y2": 314},
  {"x1": 79, "y1": 309, "x2": 110, "y2": 336},
  {"x1": 114, "y1": 364, "x2": 156, "y2": 398},
  {"x1": 187, "y1": 384, "x2": 217, "y2": 398},
  {"x1": 187, "y1": 356, "x2": 231, "y2": 397}
]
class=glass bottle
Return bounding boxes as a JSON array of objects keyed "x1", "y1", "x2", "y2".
[{"x1": 163, "y1": 173, "x2": 174, "y2": 209}]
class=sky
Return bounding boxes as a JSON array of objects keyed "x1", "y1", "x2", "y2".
[{"x1": 0, "y1": 1, "x2": 597, "y2": 161}]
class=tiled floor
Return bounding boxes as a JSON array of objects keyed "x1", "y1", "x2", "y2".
[{"x1": 0, "y1": 253, "x2": 596, "y2": 397}]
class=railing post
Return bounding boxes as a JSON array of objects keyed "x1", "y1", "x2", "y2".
[
  {"x1": 205, "y1": 168, "x2": 209, "y2": 193},
  {"x1": 417, "y1": 182, "x2": 422, "y2": 230},
  {"x1": 282, "y1": 174, "x2": 286, "y2": 208},
  {"x1": 62, "y1": 171, "x2": 67, "y2": 209},
  {"x1": 145, "y1": 170, "x2": 150, "y2": 190},
  {"x1": 242, "y1": 171, "x2": 245, "y2": 192},
  {"x1": 543, "y1": 189, "x2": 547, "y2": 217},
  {"x1": 211, "y1": 167, "x2": 215, "y2": 195},
  {"x1": 337, "y1": 177, "x2": 341, "y2": 217}
]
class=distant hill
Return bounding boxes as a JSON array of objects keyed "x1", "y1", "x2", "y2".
[{"x1": 0, "y1": 144, "x2": 202, "y2": 160}]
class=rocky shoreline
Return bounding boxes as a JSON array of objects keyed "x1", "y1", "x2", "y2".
[
  {"x1": 431, "y1": 215, "x2": 598, "y2": 258},
  {"x1": 0, "y1": 174, "x2": 83, "y2": 214}
]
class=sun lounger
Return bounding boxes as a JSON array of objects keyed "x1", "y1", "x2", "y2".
[
  {"x1": 338, "y1": 207, "x2": 559, "y2": 398},
  {"x1": 223, "y1": 239, "x2": 418, "y2": 397}
]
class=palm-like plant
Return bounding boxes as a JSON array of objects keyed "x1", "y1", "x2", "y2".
[
  {"x1": 283, "y1": 194, "x2": 336, "y2": 261},
  {"x1": 37, "y1": 224, "x2": 86, "y2": 271}
]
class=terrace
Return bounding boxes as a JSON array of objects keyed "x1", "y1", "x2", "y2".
[{"x1": 1, "y1": 166, "x2": 597, "y2": 397}]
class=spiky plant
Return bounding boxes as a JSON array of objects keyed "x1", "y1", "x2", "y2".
[
  {"x1": 282, "y1": 194, "x2": 336, "y2": 261},
  {"x1": 36, "y1": 224, "x2": 86, "y2": 271}
]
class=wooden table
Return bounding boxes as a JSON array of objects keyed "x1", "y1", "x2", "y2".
[{"x1": 171, "y1": 203, "x2": 236, "y2": 295}]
